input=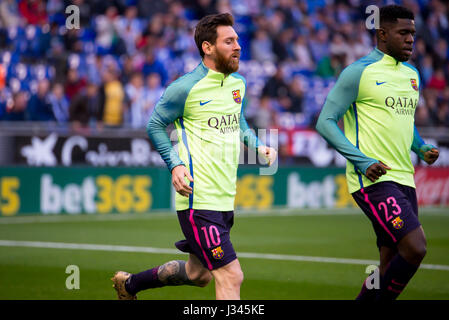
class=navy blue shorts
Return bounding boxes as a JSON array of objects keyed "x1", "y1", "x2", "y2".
[
  {"x1": 175, "y1": 209, "x2": 237, "y2": 271},
  {"x1": 352, "y1": 181, "x2": 421, "y2": 250}
]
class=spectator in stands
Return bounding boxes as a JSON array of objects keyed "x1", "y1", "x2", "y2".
[
  {"x1": 415, "y1": 104, "x2": 433, "y2": 127},
  {"x1": 253, "y1": 96, "x2": 274, "y2": 131},
  {"x1": 99, "y1": 67, "x2": 125, "y2": 127},
  {"x1": 437, "y1": 101, "x2": 449, "y2": 126},
  {"x1": 48, "y1": 82, "x2": 69, "y2": 123},
  {"x1": 143, "y1": 72, "x2": 164, "y2": 120},
  {"x1": 250, "y1": 29, "x2": 275, "y2": 63},
  {"x1": 292, "y1": 34, "x2": 314, "y2": 70},
  {"x1": 142, "y1": 48, "x2": 168, "y2": 86},
  {"x1": 18, "y1": 0, "x2": 47, "y2": 26},
  {"x1": 315, "y1": 53, "x2": 340, "y2": 78},
  {"x1": 192, "y1": 0, "x2": 218, "y2": 20},
  {"x1": 434, "y1": 38, "x2": 448, "y2": 65},
  {"x1": 272, "y1": 28, "x2": 295, "y2": 63},
  {"x1": 69, "y1": 83, "x2": 101, "y2": 132},
  {"x1": 421, "y1": 89, "x2": 440, "y2": 126},
  {"x1": 27, "y1": 78, "x2": 55, "y2": 121},
  {"x1": 0, "y1": 0, "x2": 21, "y2": 29},
  {"x1": 284, "y1": 78, "x2": 304, "y2": 114},
  {"x1": 427, "y1": 68, "x2": 447, "y2": 92},
  {"x1": 0, "y1": 90, "x2": 28, "y2": 121},
  {"x1": 329, "y1": 33, "x2": 352, "y2": 67},
  {"x1": 419, "y1": 55, "x2": 434, "y2": 86},
  {"x1": 125, "y1": 72, "x2": 146, "y2": 129},
  {"x1": 95, "y1": 5, "x2": 119, "y2": 55},
  {"x1": 0, "y1": 63, "x2": 5, "y2": 90},
  {"x1": 115, "y1": 6, "x2": 142, "y2": 56},
  {"x1": 261, "y1": 68, "x2": 289, "y2": 101},
  {"x1": 71, "y1": 0, "x2": 93, "y2": 28},
  {"x1": 65, "y1": 68, "x2": 87, "y2": 101},
  {"x1": 308, "y1": 28, "x2": 329, "y2": 65},
  {"x1": 86, "y1": 55, "x2": 105, "y2": 85}
]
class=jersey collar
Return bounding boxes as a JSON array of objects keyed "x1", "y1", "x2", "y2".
[
  {"x1": 201, "y1": 61, "x2": 227, "y2": 82},
  {"x1": 374, "y1": 47, "x2": 402, "y2": 67}
]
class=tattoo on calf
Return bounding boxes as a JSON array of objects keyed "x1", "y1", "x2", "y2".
[{"x1": 157, "y1": 260, "x2": 194, "y2": 286}]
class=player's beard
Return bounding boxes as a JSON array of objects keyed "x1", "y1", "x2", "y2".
[{"x1": 214, "y1": 49, "x2": 239, "y2": 75}]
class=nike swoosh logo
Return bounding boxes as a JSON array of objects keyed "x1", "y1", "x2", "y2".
[
  {"x1": 376, "y1": 81, "x2": 387, "y2": 85},
  {"x1": 200, "y1": 100, "x2": 212, "y2": 106}
]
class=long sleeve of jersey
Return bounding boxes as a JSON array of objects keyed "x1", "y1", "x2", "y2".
[
  {"x1": 315, "y1": 66, "x2": 378, "y2": 174},
  {"x1": 239, "y1": 96, "x2": 262, "y2": 151},
  {"x1": 146, "y1": 83, "x2": 186, "y2": 172},
  {"x1": 411, "y1": 126, "x2": 437, "y2": 160}
]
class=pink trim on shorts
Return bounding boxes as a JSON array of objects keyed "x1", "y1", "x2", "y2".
[
  {"x1": 360, "y1": 188, "x2": 397, "y2": 243},
  {"x1": 189, "y1": 209, "x2": 213, "y2": 270}
]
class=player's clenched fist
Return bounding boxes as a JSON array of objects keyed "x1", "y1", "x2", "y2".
[
  {"x1": 365, "y1": 161, "x2": 391, "y2": 182},
  {"x1": 258, "y1": 146, "x2": 277, "y2": 166},
  {"x1": 171, "y1": 165, "x2": 193, "y2": 197},
  {"x1": 420, "y1": 145, "x2": 439, "y2": 165}
]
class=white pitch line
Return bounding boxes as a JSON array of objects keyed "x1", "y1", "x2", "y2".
[
  {"x1": 1, "y1": 240, "x2": 449, "y2": 271},
  {"x1": 0, "y1": 207, "x2": 447, "y2": 225}
]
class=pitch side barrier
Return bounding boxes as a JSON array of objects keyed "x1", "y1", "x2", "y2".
[{"x1": 0, "y1": 166, "x2": 448, "y2": 216}]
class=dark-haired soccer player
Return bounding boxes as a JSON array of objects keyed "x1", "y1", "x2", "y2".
[
  {"x1": 316, "y1": 5, "x2": 439, "y2": 300},
  {"x1": 111, "y1": 13, "x2": 277, "y2": 300}
]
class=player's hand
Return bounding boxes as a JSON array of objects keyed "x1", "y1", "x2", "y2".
[
  {"x1": 171, "y1": 165, "x2": 193, "y2": 198},
  {"x1": 421, "y1": 147, "x2": 439, "y2": 165},
  {"x1": 365, "y1": 161, "x2": 391, "y2": 182},
  {"x1": 258, "y1": 146, "x2": 277, "y2": 166}
]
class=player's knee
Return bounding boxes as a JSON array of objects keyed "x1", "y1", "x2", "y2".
[
  {"x1": 219, "y1": 266, "x2": 244, "y2": 288},
  {"x1": 402, "y1": 243, "x2": 427, "y2": 265},
  {"x1": 193, "y1": 271, "x2": 213, "y2": 287},
  {"x1": 187, "y1": 267, "x2": 212, "y2": 287},
  {"x1": 411, "y1": 244, "x2": 427, "y2": 261},
  {"x1": 234, "y1": 268, "x2": 244, "y2": 287}
]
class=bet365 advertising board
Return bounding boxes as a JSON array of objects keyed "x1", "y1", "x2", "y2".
[{"x1": 0, "y1": 166, "x2": 448, "y2": 216}]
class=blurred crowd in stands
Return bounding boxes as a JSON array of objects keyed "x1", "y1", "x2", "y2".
[{"x1": 0, "y1": 0, "x2": 448, "y2": 133}]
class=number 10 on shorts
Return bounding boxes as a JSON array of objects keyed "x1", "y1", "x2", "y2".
[{"x1": 201, "y1": 225, "x2": 221, "y2": 248}]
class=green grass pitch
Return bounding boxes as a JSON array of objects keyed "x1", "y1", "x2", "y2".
[{"x1": 0, "y1": 208, "x2": 448, "y2": 300}]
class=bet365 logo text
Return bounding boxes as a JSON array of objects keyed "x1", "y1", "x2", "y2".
[{"x1": 40, "y1": 174, "x2": 152, "y2": 214}]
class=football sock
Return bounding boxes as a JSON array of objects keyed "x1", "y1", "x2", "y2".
[
  {"x1": 125, "y1": 260, "x2": 194, "y2": 295},
  {"x1": 378, "y1": 254, "x2": 419, "y2": 300},
  {"x1": 125, "y1": 267, "x2": 164, "y2": 295},
  {"x1": 355, "y1": 276, "x2": 379, "y2": 301}
]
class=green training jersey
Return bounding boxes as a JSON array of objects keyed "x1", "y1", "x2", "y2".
[
  {"x1": 147, "y1": 62, "x2": 261, "y2": 211},
  {"x1": 316, "y1": 48, "x2": 427, "y2": 193}
]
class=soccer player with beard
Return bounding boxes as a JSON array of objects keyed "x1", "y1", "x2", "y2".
[
  {"x1": 316, "y1": 5, "x2": 439, "y2": 300},
  {"x1": 112, "y1": 13, "x2": 277, "y2": 300}
]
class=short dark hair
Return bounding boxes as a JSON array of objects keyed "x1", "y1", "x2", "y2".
[
  {"x1": 194, "y1": 13, "x2": 234, "y2": 58},
  {"x1": 380, "y1": 5, "x2": 414, "y2": 26}
]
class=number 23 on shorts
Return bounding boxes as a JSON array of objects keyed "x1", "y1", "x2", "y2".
[{"x1": 378, "y1": 196, "x2": 402, "y2": 222}]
